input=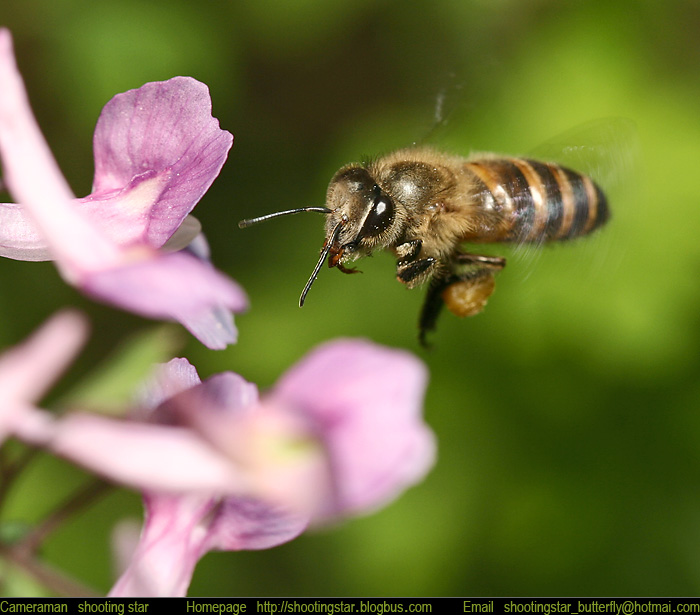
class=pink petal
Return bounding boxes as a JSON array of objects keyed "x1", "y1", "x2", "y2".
[
  {"x1": 15, "y1": 412, "x2": 250, "y2": 494},
  {"x1": 109, "y1": 494, "x2": 216, "y2": 597},
  {"x1": 156, "y1": 371, "x2": 259, "y2": 425},
  {"x1": 80, "y1": 250, "x2": 247, "y2": 349},
  {"x1": 110, "y1": 493, "x2": 306, "y2": 597},
  {"x1": 137, "y1": 358, "x2": 203, "y2": 411},
  {"x1": 271, "y1": 339, "x2": 435, "y2": 521},
  {"x1": 0, "y1": 202, "x2": 50, "y2": 261},
  {"x1": 203, "y1": 496, "x2": 307, "y2": 552},
  {"x1": 0, "y1": 73, "x2": 234, "y2": 258},
  {"x1": 12, "y1": 358, "x2": 257, "y2": 495},
  {"x1": 0, "y1": 311, "x2": 88, "y2": 441},
  {"x1": 0, "y1": 311, "x2": 87, "y2": 403},
  {"x1": 76, "y1": 168, "x2": 173, "y2": 248},
  {"x1": 92, "y1": 77, "x2": 233, "y2": 247}
]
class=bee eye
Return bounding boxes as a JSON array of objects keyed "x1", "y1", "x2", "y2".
[{"x1": 360, "y1": 188, "x2": 394, "y2": 237}]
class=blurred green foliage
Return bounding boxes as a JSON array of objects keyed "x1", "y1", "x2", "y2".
[{"x1": 2, "y1": 0, "x2": 700, "y2": 597}]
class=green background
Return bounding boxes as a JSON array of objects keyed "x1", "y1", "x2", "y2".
[{"x1": 2, "y1": 0, "x2": 700, "y2": 597}]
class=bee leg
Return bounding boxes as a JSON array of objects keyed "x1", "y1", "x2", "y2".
[
  {"x1": 395, "y1": 239, "x2": 440, "y2": 289},
  {"x1": 397, "y1": 257, "x2": 437, "y2": 287},
  {"x1": 395, "y1": 239, "x2": 422, "y2": 263},
  {"x1": 454, "y1": 252, "x2": 506, "y2": 270},
  {"x1": 418, "y1": 267, "x2": 499, "y2": 348},
  {"x1": 418, "y1": 274, "x2": 453, "y2": 348},
  {"x1": 337, "y1": 263, "x2": 361, "y2": 274}
]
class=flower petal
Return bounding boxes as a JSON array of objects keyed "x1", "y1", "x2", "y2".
[
  {"x1": 0, "y1": 311, "x2": 87, "y2": 441},
  {"x1": 270, "y1": 339, "x2": 435, "y2": 521},
  {"x1": 109, "y1": 494, "x2": 216, "y2": 597},
  {"x1": 181, "y1": 372, "x2": 259, "y2": 414},
  {"x1": 109, "y1": 493, "x2": 306, "y2": 597},
  {"x1": 80, "y1": 250, "x2": 247, "y2": 349},
  {"x1": 92, "y1": 77, "x2": 233, "y2": 247},
  {"x1": 203, "y1": 496, "x2": 307, "y2": 552},
  {"x1": 76, "y1": 169, "x2": 173, "y2": 248},
  {"x1": 16, "y1": 412, "x2": 251, "y2": 494},
  {"x1": 137, "y1": 357, "x2": 203, "y2": 412},
  {"x1": 0, "y1": 202, "x2": 50, "y2": 261},
  {"x1": 143, "y1": 362, "x2": 259, "y2": 426}
]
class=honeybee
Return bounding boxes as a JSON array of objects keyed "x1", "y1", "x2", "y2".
[{"x1": 239, "y1": 145, "x2": 609, "y2": 346}]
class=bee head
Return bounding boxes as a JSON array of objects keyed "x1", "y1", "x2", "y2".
[
  {"x1": 237, "y1": 164, "x2": 400, "y2": 308},
  {"x1": 323, "y1": 165, "x2": 398, "y2": 267}
]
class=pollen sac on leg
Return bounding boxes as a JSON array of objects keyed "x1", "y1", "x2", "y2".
[{"x1": 441, "y1": 272, "x2": 496, "y2": 318}]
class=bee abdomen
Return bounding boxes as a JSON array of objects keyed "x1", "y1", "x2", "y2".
[{"x1": 464, "y1": 158, "x2": 609, "y2": 242}]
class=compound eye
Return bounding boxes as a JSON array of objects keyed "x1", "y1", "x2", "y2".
[{"x1": 359, "y1": 187, "x2": 394, "y2": 238}]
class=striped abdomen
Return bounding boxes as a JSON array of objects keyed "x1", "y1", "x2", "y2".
[{"x1": 463, "y1": 158, "x2": 609, "y2": 243}]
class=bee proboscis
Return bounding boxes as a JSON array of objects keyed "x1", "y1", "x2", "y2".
[{"x1": 239, "y1": 145, "x2": 609, "y2": 346}]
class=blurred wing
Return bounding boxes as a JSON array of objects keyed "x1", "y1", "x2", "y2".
[
  {"x1": 403, "y1": 72, "x2": 474, "y2": 148},
  {"x1": 529, "y1": 117, "x2": 639, "y2": 199}
]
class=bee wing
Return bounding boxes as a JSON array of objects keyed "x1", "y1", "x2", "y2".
[
  {"x1": 528, "y1": 117, "x2": 640, "y2": 198},
  {"x1": 405, "y1": 72, "x2": 475, "y2": 148}
]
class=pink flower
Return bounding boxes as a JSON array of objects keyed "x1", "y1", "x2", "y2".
[
  {"x1": 117, "y1": 343, "x2": 433, "y2": 596},
  {"x1": 0, "y1": 315, "x2": 304, "y2": 596},
  {"x1": 6, "y1": 329, "x2": 434, "y2": 595},
  {"x1": 0, "y1": 29, "x2": 246, "y2": 349}
]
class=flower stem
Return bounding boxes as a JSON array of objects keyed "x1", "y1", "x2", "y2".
[
  {"x1": 0, "y1": 541, "x2": 99, "y2": 596},
  {"x1": 20, "y1": 479, "x2": 111, "y2": 554},
  {"x1": 0, "y1": 478, "x2": 111, "y2": 596},
  {"x1": 0, "y1": 447, "x2": 40, "y2": 514}
]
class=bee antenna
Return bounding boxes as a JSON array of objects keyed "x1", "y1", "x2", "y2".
[
  {"x1": 299, "y1": 220, "x2": 344, "y2": 307},
  {"x1": 238, "y1": 207, "x2": 332, "y2": 229}
]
